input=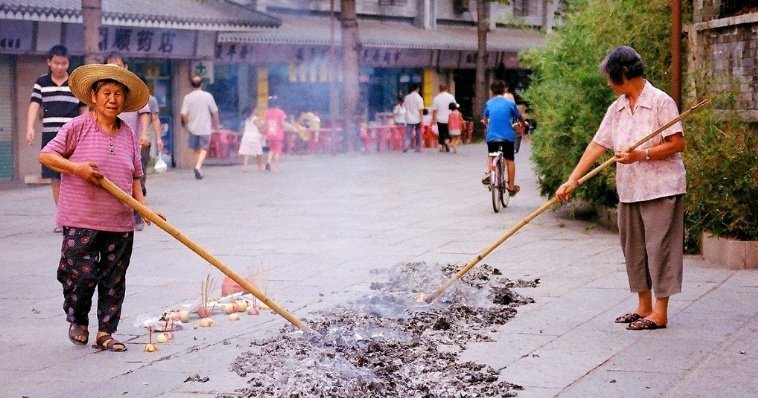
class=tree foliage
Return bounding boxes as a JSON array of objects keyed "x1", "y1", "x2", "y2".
[
  {"x1": 522, "y1": 0, "x2": 757, "y2": 249},
  {"x1": 680, "y1": 38, "x2": 758, "y2": 249},
  {"x1": 521, "y1": 0, "x2": 672, "y2": 207},
  {"x1": 682, "y1": 108, "x2": 757, "y2": 248}
]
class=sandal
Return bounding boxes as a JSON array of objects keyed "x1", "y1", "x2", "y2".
[
  {"x1": 68, "y1": 324, "x2": 89, "y2": 346},
  {"x1": 627, "y1": 318, "x2": 666, "y2": 331},
  {"x1": 614, "y1": 312, "x2": 643, "y2": 324},
  {"x1": 507, "y1": 185, "x2": 521, "y2": 196},
  {"x1": 481, "y1": 174, "x2": 491, "y2": 186},
  {"x1": 92, "y1": 334, "x2": 128, "y2": 352}
]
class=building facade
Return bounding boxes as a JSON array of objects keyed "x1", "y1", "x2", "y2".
[
  {"x1": 216, "y1": 0, "x2": 558, "y2": 127},
  {"x1": 689, "y1": 0, "x2": 757, "y2": 121},
  {"x1": 0, "y1": 0, "x2": 278, "y2": 182},
  {"x1": 1, "y1": 0, "x2": 560, "y2": 182}
]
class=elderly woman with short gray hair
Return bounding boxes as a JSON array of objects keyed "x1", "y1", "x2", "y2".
[{"x1": 556, "y1": 45, "x2": 686, "y2": 331}]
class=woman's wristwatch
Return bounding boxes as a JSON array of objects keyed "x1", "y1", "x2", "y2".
[{"x1": 645, "y1": 148, "x2": 650, "y2": 160}]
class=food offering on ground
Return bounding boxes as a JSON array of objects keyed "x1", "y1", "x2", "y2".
[
  {"x1": 198, "y1": 274, "x2": 216, "y2": 318},
  {"x1": 234, "y1": 300, "x2": 248, "y2": 312},
  {"x1": 144, "y1": 326, "x2": 158, "y2": 352},
  {"x1": 179, "y1": 309, "x2": 191, "y2": 323}
]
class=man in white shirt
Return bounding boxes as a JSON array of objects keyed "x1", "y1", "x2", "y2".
[
  {"x1": 181, "y1": 76, "x2": 220, "y2": 179},
  {"x1": 403, "y1": 83, "x2": 424, "y2": 152},
  {"x1": 431, "y1": 84, "x2": 457, "y2": 152}
]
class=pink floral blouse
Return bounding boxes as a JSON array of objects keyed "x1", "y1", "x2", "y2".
[{"x1": 593, "y1": 81, "x2": 686, "y2": 203}]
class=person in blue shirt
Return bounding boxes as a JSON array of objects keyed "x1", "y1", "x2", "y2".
[{"x1": 482, "y1": 80, "x2": 527, "y2": 196}]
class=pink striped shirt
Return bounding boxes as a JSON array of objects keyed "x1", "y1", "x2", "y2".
[{"x1": 42, "y1": 112, "x2": 143, "y2": 232}]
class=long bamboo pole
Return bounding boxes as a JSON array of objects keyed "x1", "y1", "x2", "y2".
[
  {"x1": 425, "y1": 99, "x2": 708, "y2": 303},
  {"x1": 98, "y1": 177, "x2": 321, "y2": 336}
]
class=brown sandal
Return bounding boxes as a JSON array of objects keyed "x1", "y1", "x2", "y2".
[
  {"x1": 68, "y1": 324, "x2": 89, "y2": 346},
  {"x1": 614, "y1": 313, "x2": 642, "y2": 323},
  {"x1": 627, "y1": 318, "x2": 666, "y2": 330},
  {"x1": 92, "y1": 334, "x2": 127, "y2": 352}
]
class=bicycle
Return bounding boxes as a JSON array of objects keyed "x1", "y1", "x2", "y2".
[{"x1": 488, "y1": 147, "x2": 510, "y2": 213}]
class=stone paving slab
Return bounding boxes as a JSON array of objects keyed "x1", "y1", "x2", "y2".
[
  {"x1": 665, "y1": 314, "x2": 757, "y2": 397},
  {"x1": 458, "y1": 332, "x2": 555, "y2": 369},
  {"x1": 607, "y1": 336, "x2": 723, "y2": 373},
  {"x1": 501, "y1": 348, "x2": 614, "y2": 389},
  {"x1": 559, "y1": 369, "x2": 683, "y2": 398}
]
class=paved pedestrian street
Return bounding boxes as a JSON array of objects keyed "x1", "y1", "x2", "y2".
[{"x1": 1, "y1": 142, "x2": 755, "y2": 397}]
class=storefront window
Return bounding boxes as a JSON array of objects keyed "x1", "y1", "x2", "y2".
[
  {"x1": 268, "y1": 65, "x2": 332, "y2": 118},
  {"x1": 0, "y1": 55, "x2": 13, "y2": 181},
  {"x1": 207, "y1": 64, "x2": 240, "y2": 130}
]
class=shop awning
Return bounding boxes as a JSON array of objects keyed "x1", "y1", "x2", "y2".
[
  {"x1": 218, "y1": 13, "x2": 544, "y2": 52},
  {"x1": 0, "y1": 0, "x2": 280, "y2": 30}
]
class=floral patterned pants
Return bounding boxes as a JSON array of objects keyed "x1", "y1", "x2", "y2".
[{"x1": 58, "y1": 227, "x2": 134, "y2": 333}]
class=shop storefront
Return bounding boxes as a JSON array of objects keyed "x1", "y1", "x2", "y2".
[
  {"x1": 0, "y1": 55, "x2": 14, "y2": 181},
  {"x1": 0, "y1": 0, "x2": 279, "y2": 182},
  {"x1": 216, "y1": 13, "x2": 542, "y2": 128}
]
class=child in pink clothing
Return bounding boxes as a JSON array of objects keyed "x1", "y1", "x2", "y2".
[
  {"x1": 263, "y1": 97, "x2": 286, "y2": 171},
  {"x1": 447, "y1": 103, "x2": 464, "y2": 154}
]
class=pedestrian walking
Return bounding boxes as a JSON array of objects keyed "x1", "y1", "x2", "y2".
[
  {"x1": 447, "y1": 103, "x2": 463, "y2": 154},
  {"x1": 263, "y1": 96, "x2": 287, "y2": 171},
  {"x1": 403, "y1": 83, "x2": 424, "y2": 152},
  {"x1": 392, "y1": 97, "x2": 406, "y2": 128},
  {"x1": 431, "y1": 84, "x2": 457, "y2": 152},
  {"x1": 421, "y1": 108, "x2": 436, "y2": 149},
  {"x1": 482, "y1": 80, "x2": 526, "y2": 196},
  {"x1": 556, "y1": 45, "x2": 686, "y2": 331},
  {"x1": 145, "y1": 90, "x2": 165, "y2": 169},
  {"x1": 25, "y1": 45, "x2": 87, "y2": 233},
  {"x1": 38, "y1": 63, "x2": 165, "y2": 352},
  {"x1": 180, "y1": 75, "x2": 220, "y2": 180},
  {"x1": 239, "y1": 106, "x2": 265, "y2": 172}
]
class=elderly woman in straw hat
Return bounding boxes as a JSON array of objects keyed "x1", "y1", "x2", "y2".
[{"x1": 39, "y1": 64, "x2": 165, "y2": 352}]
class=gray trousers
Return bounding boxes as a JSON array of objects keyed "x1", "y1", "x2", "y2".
[{"x1": 618, "y1": 195, "x2": 684, "y2": 298}]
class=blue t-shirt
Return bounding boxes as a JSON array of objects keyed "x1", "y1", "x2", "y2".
[{"x1": 483, "y1": 96, "x2": 521, "y2": 142}]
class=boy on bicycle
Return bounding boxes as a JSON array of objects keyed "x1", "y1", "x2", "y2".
[{"x1": 482, "y1": 80, "x2": 527, "y2": 196}]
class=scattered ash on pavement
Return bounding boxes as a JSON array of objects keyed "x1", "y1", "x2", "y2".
[{"x1": 221, "y1": 262, "x2": 537, "y2": 398}]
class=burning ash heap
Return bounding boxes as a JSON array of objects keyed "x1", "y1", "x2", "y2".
[{"x1": 223, "y1": 262, "x2": 538, "y2": 398}]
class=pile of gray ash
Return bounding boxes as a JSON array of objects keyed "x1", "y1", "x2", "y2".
[{"x1": 223, "y1": 262, "x2": 538, "y2": 398}]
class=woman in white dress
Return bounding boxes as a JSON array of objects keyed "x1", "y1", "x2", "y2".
[{"x1": 238, "y1": 106, "x2": 265, "y2": 172}]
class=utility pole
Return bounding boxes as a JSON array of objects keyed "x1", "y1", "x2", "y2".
[
  {"x1": 473, "y1": 0, "x2": 489, "y2": 139},
  {"x1": 671, "y1": 0, "x2": 682, "y2": 110},
  {"x1": 329, "y1": 0, "x2": 338, "y2": 152},
  {"x1": 340, "y1": 0, "x2": 360, "y2": 152},
  {"x1": 82, "y1": 0, "x2": 102, "y2": 64}
]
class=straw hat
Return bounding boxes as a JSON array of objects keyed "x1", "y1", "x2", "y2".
[{"x1": 69, "y1": 64, "x2": 149, "y2": 112}]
